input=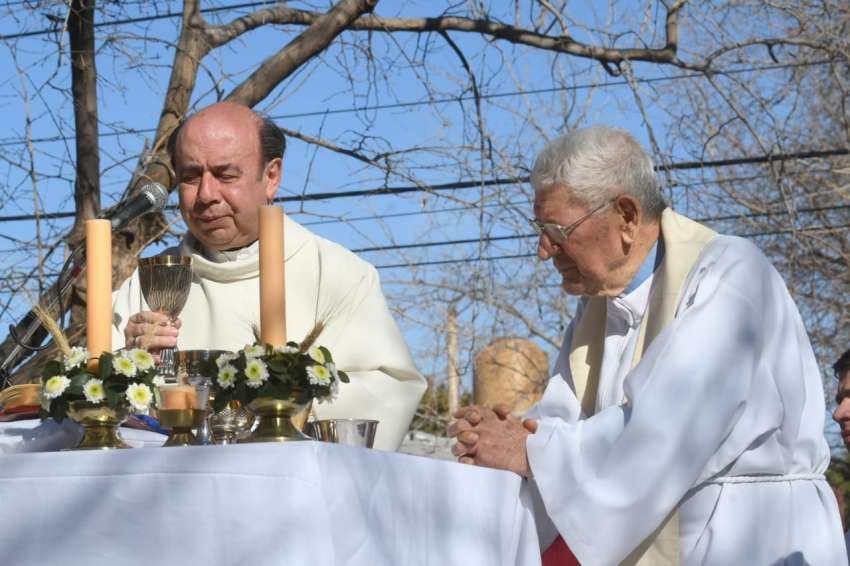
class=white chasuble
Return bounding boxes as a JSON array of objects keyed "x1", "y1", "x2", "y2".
[
  {"x1": 112, "y1": 216, "x2": 426, "y2": 451},
  {"x1": 525, "y1": 209, "x2": 846, "y2": 565}
]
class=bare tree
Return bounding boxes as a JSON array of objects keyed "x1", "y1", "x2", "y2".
[{"x1": 0, "y1": 1, "x2": 846, "y2": 449}]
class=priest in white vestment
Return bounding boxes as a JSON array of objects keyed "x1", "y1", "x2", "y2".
[
  {"x1": 112, "y1": 102, "x2": 425, "y2": 451},
  {"x1": 449, "y1": 126, "x2": 846, "y2": 564}
]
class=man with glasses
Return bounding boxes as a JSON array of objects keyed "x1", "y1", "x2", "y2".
[{"x1": 449, "y1": 126, "x2": 845, "y2": 564}]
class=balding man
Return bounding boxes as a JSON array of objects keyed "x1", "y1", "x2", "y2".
[{"x1": 112, "y1": 102, "x2": 425, "y2": 450}]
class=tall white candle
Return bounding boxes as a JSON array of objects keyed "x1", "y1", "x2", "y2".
[
  {"x1": 85, "y1": 219, "x2": 112, "y2": 369},
  {"x1": 259, "y1": 205, "x2": 286, "y2": 347}
]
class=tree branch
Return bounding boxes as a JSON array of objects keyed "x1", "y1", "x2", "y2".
[
  {"x1": 225, "y1": 0, "x2": 379, "y2": 108},
  {"x1": 222, "y1": 6, "x2": 683, "y2": 68}
]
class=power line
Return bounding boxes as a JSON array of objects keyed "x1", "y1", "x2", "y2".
[
  {"x1": 0, "y1": 1, "x2": 276, "y2": 41},
  {"x1": 0, "y1": 148, "x2": 845, "y2": 224},
  {"x1": 372, "y1": 222, "x2": 850, "y2": 270},
  {"x1": 352, "y1": 204, "x2": 850, "y2": 254},
  {"x1": 0, "y1": 167, "x2": 829, "y2": 231},
  {"x1": 0, "y1": 215, "x2": 846, "y2": 284},
  {"x1": 272, "y1": 147, "x2": 848, "y2": 202},
  {"x1": 0, "y1": 60, "x2": 836, "y2": 148}
]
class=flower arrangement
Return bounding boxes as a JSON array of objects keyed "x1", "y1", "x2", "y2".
[
  {"x1": 41, "y1": 346, "x2": 160, "y2": 422},
  {"x1": 210, "y1": 341, "x2": 349, "y2": 411}
]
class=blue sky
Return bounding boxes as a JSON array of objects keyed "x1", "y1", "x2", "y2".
[{"x1": 0, "y1": 0, "x2": 843, "y2": 447}]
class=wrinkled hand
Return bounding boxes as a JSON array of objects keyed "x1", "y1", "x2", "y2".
[
  {"x1": 448, "y1": 404, "x2": 538, "y2": 477},
  {"x1": 123, "y1": 311, "x2": 180, "y2": 358}
]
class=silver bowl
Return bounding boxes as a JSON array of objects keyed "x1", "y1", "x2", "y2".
[{"x1": 307, "y1": 419, "x2": 378, "y2": 448}]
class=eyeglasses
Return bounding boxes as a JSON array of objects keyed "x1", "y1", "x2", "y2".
[{"x1": 529, "y1": 198, "x2": 615, "y2": 243}]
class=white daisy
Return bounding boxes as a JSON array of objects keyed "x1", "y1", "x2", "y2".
[
  {"x1": 152, "y1": 375, "x2": 166, "y2": 387},
  {"x1": 244, "y1": 344, "x2": 266, "y2": 359},
  {"x1": 244, "y1": 359, "x2": 269, "y2": 388},
  {"x1": 308, "y1": 346, "x2": 326, "y2": 365},
  {"x1": 82, "y1": 378, "x2": 105, "y2": 403},
  {"x1": 274, "y1": 345, "x2": 299, "y2": 355},
  {"x1": 112, "y1": 355, "x2": 137, "y2": 378},
  {"x1": 43, "y1": 375, "x2": 71, "y2": 399},
  {"x1": 217, "y1": 364, "x2": 237, "y2": 389},
  {"x1": 307, "y1": 364, "x2": 332, "y2": 386},
  {"x1": 129, "y1": 348, "x2": 155, "y2": 371},
  {"x1": 64, "y1": 347, "x2": 89, "y2": 369},
  {"x1": 216, "y1": 352, "x2": 238, "y2": 369},
  {"x1": 125, "y1": 383, "x2": 153, "y2": 412}
]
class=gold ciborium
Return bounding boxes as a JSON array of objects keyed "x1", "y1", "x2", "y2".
[
  {"x1": 66, "y1": 401, "x2": 131, "y2": 450},
  {"x1": 239, "y1": 394, "x2": 312, "y2": 443}
]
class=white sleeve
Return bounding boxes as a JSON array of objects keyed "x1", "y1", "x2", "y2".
[
  {"x1": 312, "y1": 252, "x2": 426, "y2": 451},
  {"x1": 525, "y1": 243, "x2": 786, "y2": 564}
]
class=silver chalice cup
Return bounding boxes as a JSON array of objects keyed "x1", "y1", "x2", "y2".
[{"x1": 138, "y1": 255, "x2": 193, "y2": 378}]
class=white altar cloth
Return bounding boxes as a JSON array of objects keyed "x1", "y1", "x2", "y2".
[{"x1": 0, "y1": 421, "x2": 540, "y2": 566}]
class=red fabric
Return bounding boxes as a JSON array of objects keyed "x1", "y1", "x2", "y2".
[
  {"x1": 0, "y1": 404, "x2": 39, "y2": 422},
  {"x1": 542, "y1": 535, "x2": 580, "y2": 566}
]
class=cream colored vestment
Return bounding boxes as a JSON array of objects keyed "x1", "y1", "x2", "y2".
[{"x1": 112, "y1": 216, "x2": 426, "y2": 451}]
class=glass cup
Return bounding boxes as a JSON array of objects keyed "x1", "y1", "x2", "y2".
[{"x1": 157, "y1": 382, "x2": 209, "y2": 447}]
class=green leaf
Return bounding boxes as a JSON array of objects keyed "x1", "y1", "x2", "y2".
[
  {"x1": 98, "y1": 354, "x2": 114, "y2": 380},
  {"x1": 49, "y1": 398, "x2": 66, "y2": 423},
  {"x1": 338, "y1": 371, "x2": 350, "y2": 384},
  {"x1": 319, "y1": 346, "x2": 332, "y2": 363},
  {"x1": 42, "y1": 360, "x2": 63, "y2": 379},
  {"x1": 267, "y1": 359, "x2": 287, "y2": 374},
  {"x1": 105, "y1": 387, "x2": 121, "y2": 407}
]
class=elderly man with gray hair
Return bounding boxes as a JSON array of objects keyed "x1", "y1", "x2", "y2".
[{"x1": 449, "y1": 126, "x2": 846, "y2": 565}]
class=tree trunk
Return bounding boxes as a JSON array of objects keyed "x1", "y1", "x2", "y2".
[{"x1": 446, "y1": 304, "x2": 459, "y2": 416}]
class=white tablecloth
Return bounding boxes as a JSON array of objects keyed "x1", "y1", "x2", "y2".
[{"x1": 0, "y1": 420, "x2": 541, "y2": 566}]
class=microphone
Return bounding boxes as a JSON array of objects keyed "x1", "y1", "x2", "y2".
[{"x1": 99, "y1": 182, "x2": 169, "y2": 230}]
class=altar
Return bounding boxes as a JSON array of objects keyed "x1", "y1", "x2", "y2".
[{"x1": 0, "y1": 420, "x2": 542, "y2": 566}]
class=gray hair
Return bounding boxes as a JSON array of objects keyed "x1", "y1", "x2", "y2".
[{"x1": 530, "y1": 126, "x2": 666, "y2": 219}]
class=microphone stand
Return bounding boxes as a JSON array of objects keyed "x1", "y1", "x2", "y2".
[{"x1": 0, "y1": 245, "x2": 86, "y2": 389}]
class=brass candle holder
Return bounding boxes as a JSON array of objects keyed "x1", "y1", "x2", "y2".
[
  {"x1": 157, "y1": 382, "x2": 209, "y2": 447},
  {"x1": 158, "y1": 408, "x2": 206, "y2": 447},
  {"x1": 239, "y1": 395, "x2": 312, "y2": 443},
  {"x1": 66, "y1": 401, "x2": 131, "y2": 450}
]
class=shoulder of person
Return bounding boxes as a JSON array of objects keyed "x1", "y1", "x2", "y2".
[
  {"x1": 697, "y1": 233, "x2": 774, "y2": 276},
  {"x1": 681, "y1": 234, "x2": 784, "y2": 311},
  {"x1": 288, "y1": 217, "x2": 379, "y2": 283}
]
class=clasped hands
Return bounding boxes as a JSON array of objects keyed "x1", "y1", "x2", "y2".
[
  {"x1": 448, "y1": 404, "x2": 538, "y2": 478},
  {"x1": 123, "y1": 311, "x2": 181, "y2": 359}
]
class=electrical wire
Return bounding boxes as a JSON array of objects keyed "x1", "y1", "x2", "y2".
[
  {"x1": 0, "y1": 148, "x2": 845, "y2": 225},
  {"x1": 0, "y1": 60, "x2": 837, "y2": 148}
]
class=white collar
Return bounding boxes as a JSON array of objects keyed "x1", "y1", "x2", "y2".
[
  {"x1": 175, "y1": 215, "x2": 313, "y2": 283},
  {"x1": 608, "y1": 274, "x2": 654, "y2": 329}
]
